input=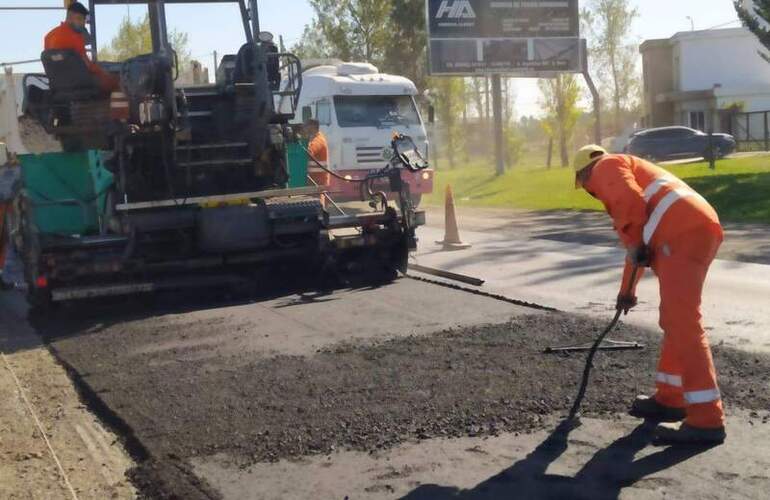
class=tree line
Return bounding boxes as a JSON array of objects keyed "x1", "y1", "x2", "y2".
[{"x1": 294, "y1": 0, "x2": 641, "y2": 170}]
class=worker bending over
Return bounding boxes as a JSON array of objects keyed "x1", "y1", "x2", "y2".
[
  {"x1": 574, "y1": 145, "x2": 725, "y2": 445},
  {"x1": 304, "y1": 118, "x2": 330, "y2": 205},
  {"x1": 44, "y1": 2, "x2": 119, "y2": 92}
]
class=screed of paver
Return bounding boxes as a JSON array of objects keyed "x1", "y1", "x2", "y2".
[{"x1": 192, "y1": 411, "x2": 770, "y2": 500}]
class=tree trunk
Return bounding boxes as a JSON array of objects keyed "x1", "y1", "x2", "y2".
[
  {"x1": 560, "y1": 130, "x2": 569, "y2": 168},
  {"x1": 547, "y1": 137, "x2": 554, "y2": 169}
]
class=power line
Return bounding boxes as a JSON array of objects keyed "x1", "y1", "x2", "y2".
[
  {"x1": 706, "y1": 19, "x2": 741, "y2": 30},
  {"x1": 0, "y1": 6, "x2": 64, "y2": 10},
  {"x1": 0, "y1": 59, "x2": 40, "y2": 67}
]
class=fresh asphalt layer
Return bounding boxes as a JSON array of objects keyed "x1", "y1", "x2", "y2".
[{"x1": 1, "y1": 206, "x2": 768, "y2": 498}]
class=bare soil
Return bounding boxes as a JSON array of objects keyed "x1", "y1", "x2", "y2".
[{"x1": 38, "y1": 308, "x2": 770, "y2": 499}]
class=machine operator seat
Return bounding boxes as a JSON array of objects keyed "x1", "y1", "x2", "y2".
[
  {"x1": 41, "y1": 49, "x2": 104, "y2": 102},
  {"x1": 232, "y1": 42, "x2": 281, "y2": 90}
]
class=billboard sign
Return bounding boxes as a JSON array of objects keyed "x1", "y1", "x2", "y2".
[{"x1": 426, "y1": 0, "x2": 582, "y2": 76}]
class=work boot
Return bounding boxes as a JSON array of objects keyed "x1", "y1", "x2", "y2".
[
  {"x1": 629, "y1": 395, "x2": 686, "y2": 422},
  {"x1": 654, "y1": 423, "x2": 726, "y2": 445}
]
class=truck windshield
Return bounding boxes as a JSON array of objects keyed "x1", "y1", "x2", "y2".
[{"x1": 334, "y1": 95, "x2": 421, "y2": 128}]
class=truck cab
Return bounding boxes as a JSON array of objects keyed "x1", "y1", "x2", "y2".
[{"x1": 293, "y1": 62, "x2": 433, "y2": 205}]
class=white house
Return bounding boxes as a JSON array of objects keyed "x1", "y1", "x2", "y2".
[{"x1": 640, "y1": 27, "x2": 770, "y2": 136}]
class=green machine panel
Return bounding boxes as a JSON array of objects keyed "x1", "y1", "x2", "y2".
[
  {"x1": 286, "y1": 140, "x2": 308, "y2": 189},
  {"x1": 19, "y1": 151, "x2": 114, "y2": 236}
]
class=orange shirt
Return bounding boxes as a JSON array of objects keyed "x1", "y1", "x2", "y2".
[
  {"x1": 44, "y1": 23, "x2": 118, "y2": 92},
  {"x1": 308, "y1": 131, "x2": 328, "y2": 163},
  {"x1": 584, "y1": 154, "x2": 720, "y2": 295},
  {"x1": 45, "y1": 22, "x2": 89, "y2": 60}
]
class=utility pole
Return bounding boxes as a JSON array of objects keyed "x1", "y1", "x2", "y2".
[
  {"x1": 492, "y1": 75, "x2": 505, "y2": 176},
  {"x1": 213, "y1": 50, "x2": 218, "y2": 73}
]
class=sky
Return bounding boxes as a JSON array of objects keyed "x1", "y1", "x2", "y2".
[{"x1": 0, "y1": 0, "x2": 742, "y2": 116}]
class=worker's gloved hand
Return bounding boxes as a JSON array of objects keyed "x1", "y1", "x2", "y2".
[
  {"x1": 616, "y1": 294, "x2": 638, "y2": 315},
  {"x1": 627, "y1": 245, "x2": 651, "y2": 267}
]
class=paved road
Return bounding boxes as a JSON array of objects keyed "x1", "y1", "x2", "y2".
[
  {"x1": 1, "y1": 206, "x2": 768, "y2": 499},
  {"x1": 418, "y1": 206, "x2": 770, "y2": 353}
]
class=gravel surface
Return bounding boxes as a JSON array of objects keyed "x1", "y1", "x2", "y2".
[{"x1": 39, "y1": 309, "x2": 770, "y2": 499}]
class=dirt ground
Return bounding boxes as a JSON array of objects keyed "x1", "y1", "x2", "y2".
[
  {"x1": 0, "y1": 294, "x2": 135, "y2": 499},
  {"x1": 37, "y1": 305, "x2": 770, "y2": 499}
]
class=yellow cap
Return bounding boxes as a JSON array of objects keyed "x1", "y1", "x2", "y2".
[{"x1": 573, "y1": 144, "x2": 607, "y2": 172}]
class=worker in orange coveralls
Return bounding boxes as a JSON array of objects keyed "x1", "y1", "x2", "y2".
[
  {"x1": 304, "y1": 118, "x2": 330, "y2": 206},
  {"x1": 573, "y1": 144, "x2": 725, "y2": 445},
  {"x1": 44, "y1": 2, "x2": 119, "y2": 93}
]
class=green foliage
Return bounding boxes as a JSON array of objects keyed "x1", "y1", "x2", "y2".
[
  {"x1": 98, "y1": 14, "x2": 190, "y2": 64},
  {"x1": 582, "y1": 0, "x2": 640, "y2": 134},
  {"x1": 429, "y1": 77, "x2": 466, "y2": 168},
  {"x1": 735, "y1": 0, "x2": 770, "y2": 62},
  {"x1": 294, "y1": 0, "x2": 428, "y2": 90},
  {"x1": 504, "y1": 125, "x2": 524, "y2": 167},
  {"x1": 291, "y1": 19, "x2": 335, "y2": 60},
  {"x1": 382, "y1": 0, "x2": 428, "y2": 91},
  {"x1": 424, "y1": 155, "x2": 770, "y2": 224},
  {"x1": 303, "y1": 0, "x2": 392, "y2": 64},
  {"x1": 538, "y1": 75, "x2": 582, "y2": 167}
]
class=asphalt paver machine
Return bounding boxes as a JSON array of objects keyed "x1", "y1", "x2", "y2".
[{"x1": 10, "y1": 0, "x2": 426, "y2": 309}]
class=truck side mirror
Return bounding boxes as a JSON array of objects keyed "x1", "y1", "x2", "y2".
[
  {"x1": 428, "y1": 105, "x2": 435, "y2": 124},
  {"x1": 302, "y1": 106, "x2": 312, "y2": 123}
]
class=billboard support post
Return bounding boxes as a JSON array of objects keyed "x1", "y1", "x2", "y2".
[
  {"x1": 583, "y1": 70, "x2": 601, "y2": 145},
  {"x1": 581, "y1": 42, "x2": 602, "y2": 145},
  {"x1": 491, "y1": 75, "x2": 505, "y2": 175}
]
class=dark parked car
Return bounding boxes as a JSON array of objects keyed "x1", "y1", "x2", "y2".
[{"x1": 625, "y1": 126, "x2": 736, "y2": 161}]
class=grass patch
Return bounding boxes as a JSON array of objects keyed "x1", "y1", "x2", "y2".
[{"x1": 425, "y1": 155, "x2": 770, "y2": 224}]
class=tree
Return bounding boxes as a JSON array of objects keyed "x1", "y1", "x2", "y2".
[
  {"x1": 99, "y1": 14, "x2": 190, "y2": 64},
  {"x1": 583, "y1": 0, "x2": 639, "y2": 135},
  {"x1": 538, "y1": 75, "x2": 582, "y2": 168},
  {"x1": 429, "y1": 77, "x2": 466, "y2": 169},
  {"x1": 303, "y1": 0, "x2": 392, "y2": 64},
  {"x1": 382, "y1": 0, "x2": 428, "y2": 91},
  {"x1": 736, "y1": 0, "x2": 770, "y2": 61},
  {"x1": 291, "y1": 20, "x2": 335, "y2": 61}
]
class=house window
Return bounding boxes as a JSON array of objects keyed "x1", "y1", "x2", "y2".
[{"x1": 689, "y1": 111, "x2": 706, "y2": 131}]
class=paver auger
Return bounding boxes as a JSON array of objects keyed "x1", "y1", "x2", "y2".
[{"x1": 9, "y1": 0, "x2": 425, "y2": 309}]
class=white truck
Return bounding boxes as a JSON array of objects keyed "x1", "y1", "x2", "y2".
[{"x1": 292, "y1": 62, "x2": 433, "y2": 205}]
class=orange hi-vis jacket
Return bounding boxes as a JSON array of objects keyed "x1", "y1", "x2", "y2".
[
  {"x1": 307, "y1": 131, "x2": 330, "y2": 187},
  {"x1": 44, "y1": 22, "x2": 118, "y2": 91},
  {"x1": 583, "y1": 154, "x2": 721, "y2": 294}
]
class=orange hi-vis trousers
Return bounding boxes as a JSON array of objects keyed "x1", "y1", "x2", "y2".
[
  {"x1": 653, "y1": 221, "x2": 724, "y2": 429},
  {"x1": 584, "y1": 154, "x2": 724, "y2": 429}
]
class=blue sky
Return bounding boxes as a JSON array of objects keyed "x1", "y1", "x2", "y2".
[{"x1": 1, "y1": 1, "x2": 742, "y2": 115}]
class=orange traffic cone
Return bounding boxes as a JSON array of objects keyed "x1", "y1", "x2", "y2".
[{"x1": 436, "y1": 185, "x2": 471, "y2": 250}]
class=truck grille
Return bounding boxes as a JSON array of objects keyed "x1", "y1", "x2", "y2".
[{"x1": 356, "y1": 146, "x2": 384, "y2": 165}]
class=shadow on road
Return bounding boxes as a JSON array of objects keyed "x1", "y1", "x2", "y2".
[{"x1": 400, "y1": 419, "x2": 717, "y2": 500}]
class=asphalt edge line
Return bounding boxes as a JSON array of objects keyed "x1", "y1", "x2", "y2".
[
  {"x1": 405, "y1": 273, "x2": 560, "y2": 312},
  {"x1": 43, "y1": 341, "x2": 221, "y2": 500},
  {"x1": 1, "y1": 350, "x2": 80, "y2": 500}
]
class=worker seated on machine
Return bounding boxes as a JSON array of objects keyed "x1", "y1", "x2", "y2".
[{"x1": 44, "y1": 2, "x2": 119, "y2": 93}]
